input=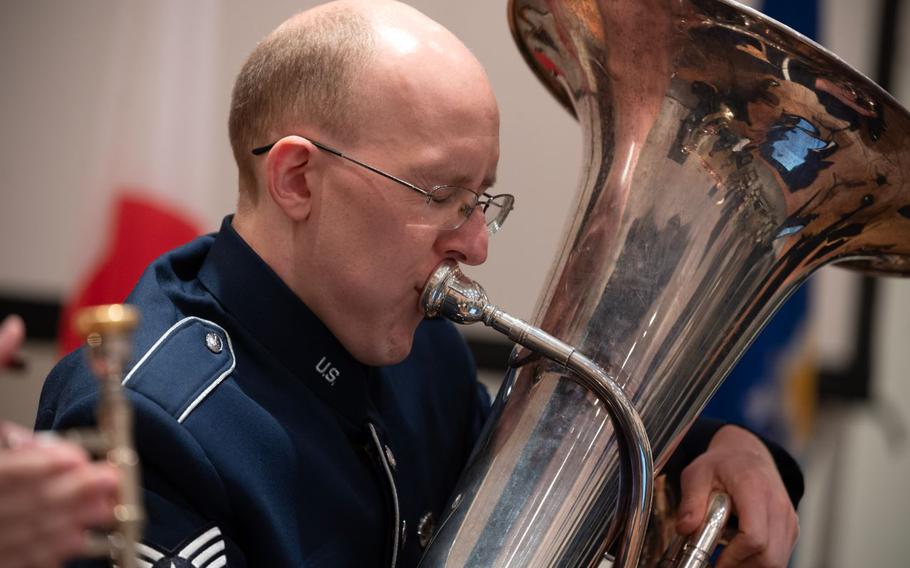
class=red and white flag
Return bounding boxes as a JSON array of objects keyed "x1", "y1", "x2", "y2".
[{"x1": 58, "y1": 1, "x2": 222, "y2": 353}]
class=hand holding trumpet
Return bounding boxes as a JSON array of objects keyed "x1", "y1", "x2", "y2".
[{"x1": 0, "y1": 316, "x2": 120, "y2": 568}]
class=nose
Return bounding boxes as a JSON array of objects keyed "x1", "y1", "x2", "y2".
[{"x1": 436, "y1": 207, "x2": 488, "y2": 265}]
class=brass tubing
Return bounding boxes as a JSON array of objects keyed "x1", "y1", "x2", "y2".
[{"x1": 75, "y1": 304, "x2": 144, "y2": 568}]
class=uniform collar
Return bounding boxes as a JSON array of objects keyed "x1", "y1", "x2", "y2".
[{"x1": 197, "y1": 215, "x2": 376, "y2": 431}]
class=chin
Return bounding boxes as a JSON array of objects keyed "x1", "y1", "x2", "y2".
[
  {"x1": 357, "y1": 343, "x2": 412, "y2": 367},
  {"x1": 382, "y1": 330, "x2": 417, "y2": 365},
  {"x1": 349, "y1": 331, "x2": 415, "y2": 367},
  {"x1": 342, "y1": 312, "x2": 422, "y2": 366}
]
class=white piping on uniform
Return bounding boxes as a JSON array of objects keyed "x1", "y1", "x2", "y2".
[
  {"x1": 177, "y1": 320, "x2": 236, "y2": 423},
  {"x1": 123, "y1": 318, "x2": 194, "y2": 386},
  {"x1": 368, "y1": 423, "x2": 400, "y2": 568},
  {"x1": 120, "y1": 316, "x2": 236, "y2": 424}
]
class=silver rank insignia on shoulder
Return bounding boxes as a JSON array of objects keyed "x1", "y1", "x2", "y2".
[{"x1": 130, "y1": 524, "x2": 227, "y2": 568}]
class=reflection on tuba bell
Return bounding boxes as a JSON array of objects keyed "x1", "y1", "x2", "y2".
[
  {"x1": 419, "y1": 0, "x2": 910, "y2": 566},
  {"x1": 67, "y1": 304, "x2": 144, "y2": 568}
]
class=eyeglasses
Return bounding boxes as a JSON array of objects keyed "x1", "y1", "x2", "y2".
[{"x1": 252, "y1": 137, "x2": 514, "y2": 234}]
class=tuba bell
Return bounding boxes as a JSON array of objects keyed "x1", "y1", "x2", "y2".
[{"x1": 419, "y1": 0, "x2": 910, "y2": 566}]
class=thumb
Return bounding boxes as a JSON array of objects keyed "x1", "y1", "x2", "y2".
[
  {"x1": 676, "y1": 463, "x2": 713, "y2": 535},
  {"x1": 0, "y1": 314, "x2": 26, "y2": 365}
]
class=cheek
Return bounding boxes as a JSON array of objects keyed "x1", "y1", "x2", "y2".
[{"x1": 313, "y1": 190, "x2": 440, "y2": 297}]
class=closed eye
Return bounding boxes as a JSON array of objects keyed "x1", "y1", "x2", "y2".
[{"x1": 429, "y1": 185, "x2": 460, "y2": 204}]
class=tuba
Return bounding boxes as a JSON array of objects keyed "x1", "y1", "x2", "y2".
[{"x1": 420, "y1": 0, "x2": 910, "y2": 566}]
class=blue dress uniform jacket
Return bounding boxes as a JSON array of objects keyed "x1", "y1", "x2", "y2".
[{"x1": 37, "y1": 217, "x2": 489, "y2": 567}]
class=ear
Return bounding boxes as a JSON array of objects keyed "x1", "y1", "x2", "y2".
[{"x1": 264, "y1": 136, "x2": 316, "y2": 221}]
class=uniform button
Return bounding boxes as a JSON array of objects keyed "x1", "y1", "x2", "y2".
[
  {"x1": 205, "y1": 332, "x2": 223, "y2": 354},
  {"x1": 417, "y1": 512, "x2": 436, "y2": 548},
  {"x1": 384, "y1": 445, "x2": 397, "y2": 471},
  {"x1": 401, "y1": 519, "x2": 407, "y2": 547}
]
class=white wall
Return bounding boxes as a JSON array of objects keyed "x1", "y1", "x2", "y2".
[
  {"x1": 0, "y1": 0, "x2": 578, "y2": 317},
  {"x1": 797, "y1": 0, "x2": 910, "y2": 565}
]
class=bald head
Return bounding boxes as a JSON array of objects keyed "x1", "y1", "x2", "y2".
[
  {"x1": 228, "y1": 1, "x2": 500, "y2": 366},
  {"x1": 228, "y1": 0, "x2": 497, "y2": 206},
  {"x1": 349, "y1": 2, "x2": 499, "y2": 151},
  {"x1": 229, "y1": 1, "x2": 375, "y2": 203}
]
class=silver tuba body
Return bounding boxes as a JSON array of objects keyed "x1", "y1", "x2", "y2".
[{"x1": 420, "y1": 0, "x2": 910, "y2": 566}]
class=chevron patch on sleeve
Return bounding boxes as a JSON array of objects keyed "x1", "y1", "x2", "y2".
[{"x1": 131, "y1": 524, "x2": 227, "y2": 568}]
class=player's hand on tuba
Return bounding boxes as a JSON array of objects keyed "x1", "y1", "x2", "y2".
[{"x1": 676, "y1": 425, "x2": 799, "y2": 568}]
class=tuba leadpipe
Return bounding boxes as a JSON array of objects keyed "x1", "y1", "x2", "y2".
[
  {"x1": 422, "y1": 261, "x2": 654, "y2": 567},
  {"x1": 420, "y1": 0, "x2": 910, "y2": 566}
]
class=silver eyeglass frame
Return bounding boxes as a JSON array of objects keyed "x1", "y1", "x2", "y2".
[{"x1": 251, "y1": 136, "x2": 514, "y2": 234}]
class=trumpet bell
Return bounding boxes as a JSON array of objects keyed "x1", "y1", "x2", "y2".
[{"x1": 420, "y1": 0, "x2": 910, "y2": 566}]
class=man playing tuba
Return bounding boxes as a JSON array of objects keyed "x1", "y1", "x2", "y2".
[{"x1": 37, "y1": 2, "x2": 801, "y2": 566}]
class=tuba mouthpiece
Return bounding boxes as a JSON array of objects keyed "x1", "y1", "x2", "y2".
[{"x1": 421, "y1": 261, "x2": 489, "y2": 324}]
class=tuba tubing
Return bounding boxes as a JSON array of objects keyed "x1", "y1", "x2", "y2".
[
  {"x1": 421, "y1": 263, "x2": 733, "y2": 567},
  {"x1": 422, "y1": 261, "x2": 653, "y2": 566}
]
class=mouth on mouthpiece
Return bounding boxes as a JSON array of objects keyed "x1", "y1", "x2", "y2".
[{"x1": 420, "y1": 261, "x2": 489, "y2": 324}]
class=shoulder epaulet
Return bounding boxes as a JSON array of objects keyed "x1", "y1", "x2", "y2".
[{"x1": 123, "y1": 317, "x2": 236, "y2": 424}]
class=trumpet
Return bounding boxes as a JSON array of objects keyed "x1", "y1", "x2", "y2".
[{"x1": 67, "y1": 304, "x2": 144, "y2": 568}]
